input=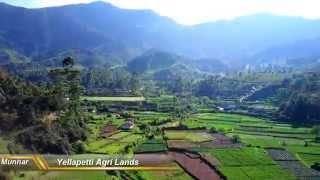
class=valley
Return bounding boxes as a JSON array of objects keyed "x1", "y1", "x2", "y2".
[
  {"x1": 1, "y1": 49, "x2": 320, "y2": 179},
  {"x1": 9, "y1": 94, "x2": 318, "y2": 180}
]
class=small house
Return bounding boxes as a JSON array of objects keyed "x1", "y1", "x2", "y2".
[
  {"x1": 218, "y1": 103, "x2": 238, "y2": 111},
  {"x1": 121, "y1": 118, "x2": 135, "y2": 130}
]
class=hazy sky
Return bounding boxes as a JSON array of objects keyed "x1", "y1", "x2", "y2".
[{"x1": 2, "y1": 0, "x2": 320, "y2": 25}]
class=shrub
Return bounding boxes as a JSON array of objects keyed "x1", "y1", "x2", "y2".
[
  {"x1": 209, "y1": 127, "x2": 217, "y2": 133},
  {"x1": 281, "y1": 141, "x2": 287, "y2": 146},
  {"x1": 72, "y1": 140, "x2": 86, "y2": 153},
  {"x1": 311, "y1": 162, "x2": 320, "y2": 171},
  {"x1": 232, "y1": 135, "x2": 240, "y2": 143},
  {"x1": 218, "y1": 128, "x2": 226, "y2": 133}
]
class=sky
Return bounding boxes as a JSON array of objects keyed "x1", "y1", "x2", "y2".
[{"x1": 2, "y1": 0, "x2": 320, "y2": 25}]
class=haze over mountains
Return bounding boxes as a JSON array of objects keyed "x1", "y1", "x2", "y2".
[{"x1": 1, "y1": 1, "x2": 320, "y2": 68}]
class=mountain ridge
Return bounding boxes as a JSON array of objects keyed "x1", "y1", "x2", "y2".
[{"x1": 1, "y1": 2, "x2": 320, "y2": 66}]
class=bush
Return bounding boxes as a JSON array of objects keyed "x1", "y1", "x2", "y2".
[
  {"x1": 218, "y1": 128, "x2": 226, "y2": 133},
  {"x1": 281, "y1": 141, "x2": 287, "y2": 146},
  {"x1": 232, "y1": 135, "x2": 240, "y2": 143},
  {"x1": 311, "y1": 162, "x2": 320, "y2": 171},
  {"x1": 209, "y1": 127, "x2": 217, "y2": 133},
  {"x1": 147, "y1": 134, "x2": 154, "y2": 140},
  {"x1": 17, "y1": 124, "x2": 72, "y2": 154},
  {"x1": 72, "y1": 140, "x2": 86, "y2": 153}
]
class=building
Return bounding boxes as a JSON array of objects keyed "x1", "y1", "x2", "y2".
[
  {"x1": 217, "y1": 103, "x2": 238, "y2": 111},
  {"x1": 121, "y1": 118, "x2": 135, "y2": 130}
]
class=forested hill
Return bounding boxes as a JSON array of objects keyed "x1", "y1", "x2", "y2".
[
  {"x1": 1, "y1": 2, "x2": 320, "y2": 63},
  {"x1": 0, "y1": 67, "x2": 87, "y2": 154}
]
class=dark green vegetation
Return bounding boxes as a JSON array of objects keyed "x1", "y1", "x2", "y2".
[
  {"x1": 0, "y1": 58, "x2": 87, "y2": 154},
  {"x1": 134, "y1": 138, "x2": 167, "y2": 153}
]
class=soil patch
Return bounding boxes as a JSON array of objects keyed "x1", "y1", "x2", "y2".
[{"x1": 169, "y1": 151, "x2": 224, "y2": 180}]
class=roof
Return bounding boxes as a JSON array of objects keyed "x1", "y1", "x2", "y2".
[{"x1": 121, "y1": 121, "x2": 134, "y2": 130}]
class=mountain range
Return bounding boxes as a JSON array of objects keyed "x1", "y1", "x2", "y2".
[{"x1": 1, "y1": 1, "x2": 320, "y2": 68}]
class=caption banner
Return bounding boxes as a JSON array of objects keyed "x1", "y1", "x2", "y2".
[{"x1": 0, "y1": 154, "x2": 177, "y2": 171}]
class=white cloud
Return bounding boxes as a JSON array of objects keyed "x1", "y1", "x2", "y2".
[
  {"x1": 106, "y1": 0, "x2": 320, "y2": 25},
  {"x1": 4, "y1": 0, "x2": 320, "y2": 25}
]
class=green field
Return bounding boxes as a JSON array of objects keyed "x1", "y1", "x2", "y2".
[
  {"x1": 297, "y1": 152, "x2": 320, "y2": 167},
  {"x1": 165, "y1": 130, "x2": 213, "y2": 142},
  {"x1": 124, "y1": 163, "x2": 193, "y2": 180},
  {"x1": 108, "y1": 132, "x2": 131, "y2": 140},
  {"x1": 87, "y1": 132, "x2": 144, "y2": 154},
  {"x1": 132, "y1": 111, "x2": 169, "y2": 124},
  {"x1": 13, "y1": 171, "x2": 108, "y2": 180},
  {"x1": 184, "y1": 113, "x2": 317, "y2": 144},
  {"x1": 147, "y1": 95, "x2": 175, "y2": 104},
  {"x1": 207, "y1": 147, "x2": 294, "y2": 180},
  {"x1": 136, "y1": 168, "x2": 193, "y2": 180},
  {"x1": 135, "y1": 138, "x2": 167, "y2": 153},
  {"x1": 81, "y1": 96, "x2": 145, "y2": 102},
  {"x1": 219, "y1": 166, "x2": 294, "y2": 180},
  {"x1": 208, "y1": 147, "x2": 275, "y2": 166},
  {"x1": 184, "y1": 113, "x2": 266, "y2": 131}
]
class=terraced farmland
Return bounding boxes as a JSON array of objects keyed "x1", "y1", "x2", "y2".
[
  {"x1": 87, "y1": 132, "x2": 144, "y2": 154},
  {"x1": 207, "y1": 147, "x2": 294, "y2": 180},
  {"x1": 165, "y1": 130, "x2": 213, "y2": 142},
  {"x1": 267, "y1": 149, "x2": 320, "y2": 179},
  {"x1": 181, "y1": 113, "x2": 320, "y2": 179},
  {"x1": 83, "y1": 110, "x2": 320, "y2": 179},
  {"x1": 298, "y1": 153, "x2": 320, "y2": 167},
  {"x1": 135, "y1": 138, "x2": 167, "y2": 153}
]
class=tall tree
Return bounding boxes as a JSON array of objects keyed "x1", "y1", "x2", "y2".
[{"x1": 130, "y1": 72, "x2": 141, "y2": 96}]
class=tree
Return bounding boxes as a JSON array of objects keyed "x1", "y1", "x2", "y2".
[
  {"x1": 173, "y1": 77, "x2": 186, "y2": 94},
  {"x1": 311, "y1": 162, "x2": 320, "y2": 171},
  {"x1": 48, "y1": 57, "x2": 87, "y2": 151},
  {"x1": 62, "y1": 57, "x2": 74, "y2": 69},
  {"x1": 209, "y1": 127, "x2": 217, "y2": 133},
  {"x1": 313, "y1": 127, "x2": 320, "y2": 142},
  {"x1": 232, "y1": 135, "x2": 240, "y2": 143},
  {"x1": 311, "y1": 126, "x2": 320, "y2": 136},
  {"x1": 130, "y1": 72, "x2": 141, "y2": 96},
  {"x1": 172, "y1": 94, "x2": 194, "y2": 125}
]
